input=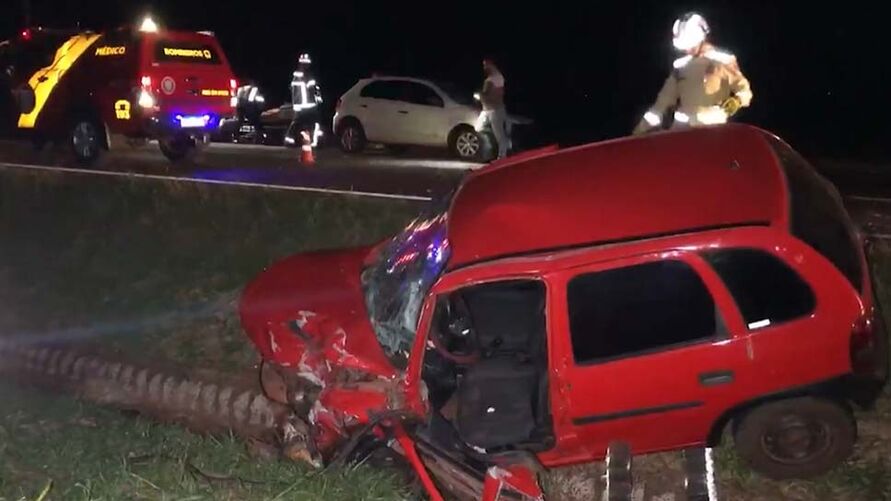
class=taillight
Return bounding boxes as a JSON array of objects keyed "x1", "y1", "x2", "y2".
[
  {"x1": 229, "y1": 79, "x2": 238, "y2": 106},
  {"x1": 850, "y1": 314, "x2": 877, "y2": 374},
  {"x1": 138, "y1": 76, "x2": 155, "y2": 109},
  {"x1": 20, "y1": 29, "x2": 32, "y2": 41}
]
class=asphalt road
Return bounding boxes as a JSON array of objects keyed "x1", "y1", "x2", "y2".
[
  {"x1": 0, "y1": 138, "x2": 888, "y2": 234},
  {"x1": 0, "y1": 140, "x2": 472, "y2": 201}
]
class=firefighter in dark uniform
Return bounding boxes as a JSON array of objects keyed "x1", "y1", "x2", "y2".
[
  {"x1": 285, "y1": 53, "x2": 322, "y2": 148},
  {"x1": 235, "y1": 80, "x2": 266, "y2": 142}
]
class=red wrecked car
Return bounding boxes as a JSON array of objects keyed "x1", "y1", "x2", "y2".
[{"x1": 239, "y1": 124, "x2": 888, "y2": 500}]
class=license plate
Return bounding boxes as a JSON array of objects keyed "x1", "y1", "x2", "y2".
[
  {"x1": 239, "y1": 125, "x2": 254, "y2": 133},
  {"x1": 179, "y1": 116, "x2": 207, "y2": 128}
]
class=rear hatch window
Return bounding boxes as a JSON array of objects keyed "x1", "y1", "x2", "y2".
[
  {"x1": 768, "y1": 136, "x2": 863, "y2": 291},
  {"x1": 154, "y1": 41, "x2": 220, "y2": 65},
  {"x1": 146, "y1": 35, "x2": 233, "y2": 115}
]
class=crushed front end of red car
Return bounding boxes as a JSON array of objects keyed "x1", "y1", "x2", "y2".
[
  {"x1": 239, "y1": 245, "x2": 402, "y2": 456},
  {"x1": 237, "y1": 204, "x2": 505, "y2": 498}
]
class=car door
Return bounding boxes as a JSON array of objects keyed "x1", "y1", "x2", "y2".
[
  {"x1": 701, "y1": 246, "x2": 836, "y2": 398},
  {"x1": 397, "y1": 81, "x2": 448, "y2": 146},
  {"x1": 547, "y1": 252, "x2": 750, "y2": 459},
  {"x1": 354, "y1": 80, "x2": 402, "y2": 143},
  {"x1": 85, "y1": 31, "x2": 139, "y2": 134}
]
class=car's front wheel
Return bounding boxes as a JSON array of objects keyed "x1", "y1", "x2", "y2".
[
  {"x1": 338, "y1": 119, "x2": 366, "y2": 154},
  {"x1": 733, "y1": 397, "x2": 855, "y2": 480},
  {"x1": 449, "y1": 126, "x2": 483, "y2": 161}
]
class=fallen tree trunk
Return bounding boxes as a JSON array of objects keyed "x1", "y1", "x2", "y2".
[{"x1": 0, "y1": 340, "x2": 292, "y2": 444}]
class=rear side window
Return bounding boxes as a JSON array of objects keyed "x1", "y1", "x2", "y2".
[
  {"x1": 768, "y1": 137, "x2": 862, "y2": 291},
  {"x1": 435, "y1": 81, "x2": 475, "y2": 106},
  {"x1": 704, "y1": 249, "x2": 815, "y2": 330},
  {"x1": 154, "y1": 40, "x2": 220, "y2": 65},
  {"x1": 568, "y1": 260, "x2": 716, "y2": 364},
  {"x1": 403, "y1": 82, "x2": 444, "y2": 107},
  {"x1": 360, "y1": 80, "x2": 401, "y2": 100}
]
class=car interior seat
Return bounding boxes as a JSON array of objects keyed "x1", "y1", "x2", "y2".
[{"x1": 454, "y1": 282, "x2": 550, "y2": 450}]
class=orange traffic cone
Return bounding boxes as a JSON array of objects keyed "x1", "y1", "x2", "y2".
[{"x1": 300, "y1": 131, "x2": 315, "y2": 166}]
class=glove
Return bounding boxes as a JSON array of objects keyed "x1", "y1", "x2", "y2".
[{"x1": 721, "y1": 96, "x2": 743, "y2": 117}]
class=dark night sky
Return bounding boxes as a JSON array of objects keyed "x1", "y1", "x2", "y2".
[{"x1": 3, "y1": 1, "x2": 889, "y2": 160}]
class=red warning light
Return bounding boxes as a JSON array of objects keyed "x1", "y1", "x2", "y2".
[{"x1": 20, "y1": 29, "x2": 32, "y2": 41}]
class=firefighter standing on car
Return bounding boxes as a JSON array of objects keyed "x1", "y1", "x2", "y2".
[
  {"x1": 633, "y1": 12, "x2": 753, "y2": 135},
  {"x1": 478, "y1": 58, "x2": 509, "y2": 159},
  {"x1": 286, "y1": 53, "x2": 322, "y2": 152}
]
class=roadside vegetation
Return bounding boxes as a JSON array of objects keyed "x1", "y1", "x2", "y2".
[
  {"x1": 0, "y1": 170, "x2": 420, "y2": 368},
  {"x1": 0, "y1": 382, "x2": 407, "y2": 501},
  {"x1": 0, "y1": 171, "x2": 418, "y2": 500},
  {"x1": 0, "y1": 170, "x2": 888, "y2": 500}
]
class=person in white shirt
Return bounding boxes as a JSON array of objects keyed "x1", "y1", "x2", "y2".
[
  {"x1": 633, "y1": 12, "x2": 753, "y2": 135},
  {"x1": 479, "y1": 58, "x2": 509, "y2": 158}
]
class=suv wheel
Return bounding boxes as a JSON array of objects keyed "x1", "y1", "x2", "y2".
[
  {"x1": 159, "y1": 134, "x2": 197, "y2": 163},
  {"x1": 733, "y1": 397, "x2": 855, "y2": 479},
  {"x1": 70, "y1": 119, "x2": 104, "y2": 165},
  {"x1": 450, "y1": 126, "x2": 482, "y2": 160},
  {"x1": 338, "y1": 120, "x2": 366, "y2": 154}
]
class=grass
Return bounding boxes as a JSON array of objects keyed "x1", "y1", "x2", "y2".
[
  {"x1": 0, "y1": 170, "x2": 420, "y2": 500},
  {"x1": 0, "y1": 169, "x2": 420, "y2": 367},
  {"x1": 0, "y1": 383, "x2": 407, "y2": 501}
]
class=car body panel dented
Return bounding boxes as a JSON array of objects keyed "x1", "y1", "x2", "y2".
[{"x1": 239, "y1": 246, "x2": 396, "y2": 380}]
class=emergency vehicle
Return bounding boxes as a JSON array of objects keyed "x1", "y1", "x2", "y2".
[{"x1": 4, "y1": 19, "x2": 238, "y2": 164}]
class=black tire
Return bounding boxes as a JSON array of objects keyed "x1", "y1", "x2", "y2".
[
  {"x1": 158, "y1": 134, "x2": 197, "y2": 163},
  {"x1": 338, "y1": 118, "x2": 366, "y2": 154},
  {"x1": 733, "y1": 397, "x2": 855, "y2": 480},
  {"x1": 605, "y1": 441, "x2": 633, "y2": 500},
  {"x1": 69, "y1": 118, "x2": 105, "y2": 166},
  {"x1": 449, "y1": 125, "x2": 485, "y2": 161}
]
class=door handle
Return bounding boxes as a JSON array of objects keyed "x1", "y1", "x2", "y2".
[
  {"x1": 398, "y1": 110, "x2": 409, "y2": 114},
  {"x1": 359, "y1": 104, "x2": 368, "y2": 108},
  {"x1": 698, "y1": 370, "x2": 734, "y2": 387}
]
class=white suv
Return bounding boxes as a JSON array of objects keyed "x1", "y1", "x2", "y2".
[{"x1": 333, "y1": 77, "x2": 485, "y2": 160}]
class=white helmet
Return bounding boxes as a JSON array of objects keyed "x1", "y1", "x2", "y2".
[
  {"x1": 298, "y1": 53, "x2": 312, "y2": 65},
  {"x1": 672, "y1": 13, "x2": 710, "y2": 51}
]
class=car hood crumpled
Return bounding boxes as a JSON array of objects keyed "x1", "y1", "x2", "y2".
[{"x1": 239, "y1": 246, "x2": 397, "y2": 383}]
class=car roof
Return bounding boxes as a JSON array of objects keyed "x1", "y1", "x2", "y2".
[
  {"x1": 357, "y1": 76, "x2": 437, "y2": 87},
  {"x1": 445, "y1": 124, "x2": 789, "y2": 269},
  {"x1": 134, "y1": 29, "x2": 223, "y2": 44}
]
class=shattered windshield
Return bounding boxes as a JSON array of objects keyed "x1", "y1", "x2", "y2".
[{"x1": 361, "y1": 197, "x2": 452, "y2": 368}]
